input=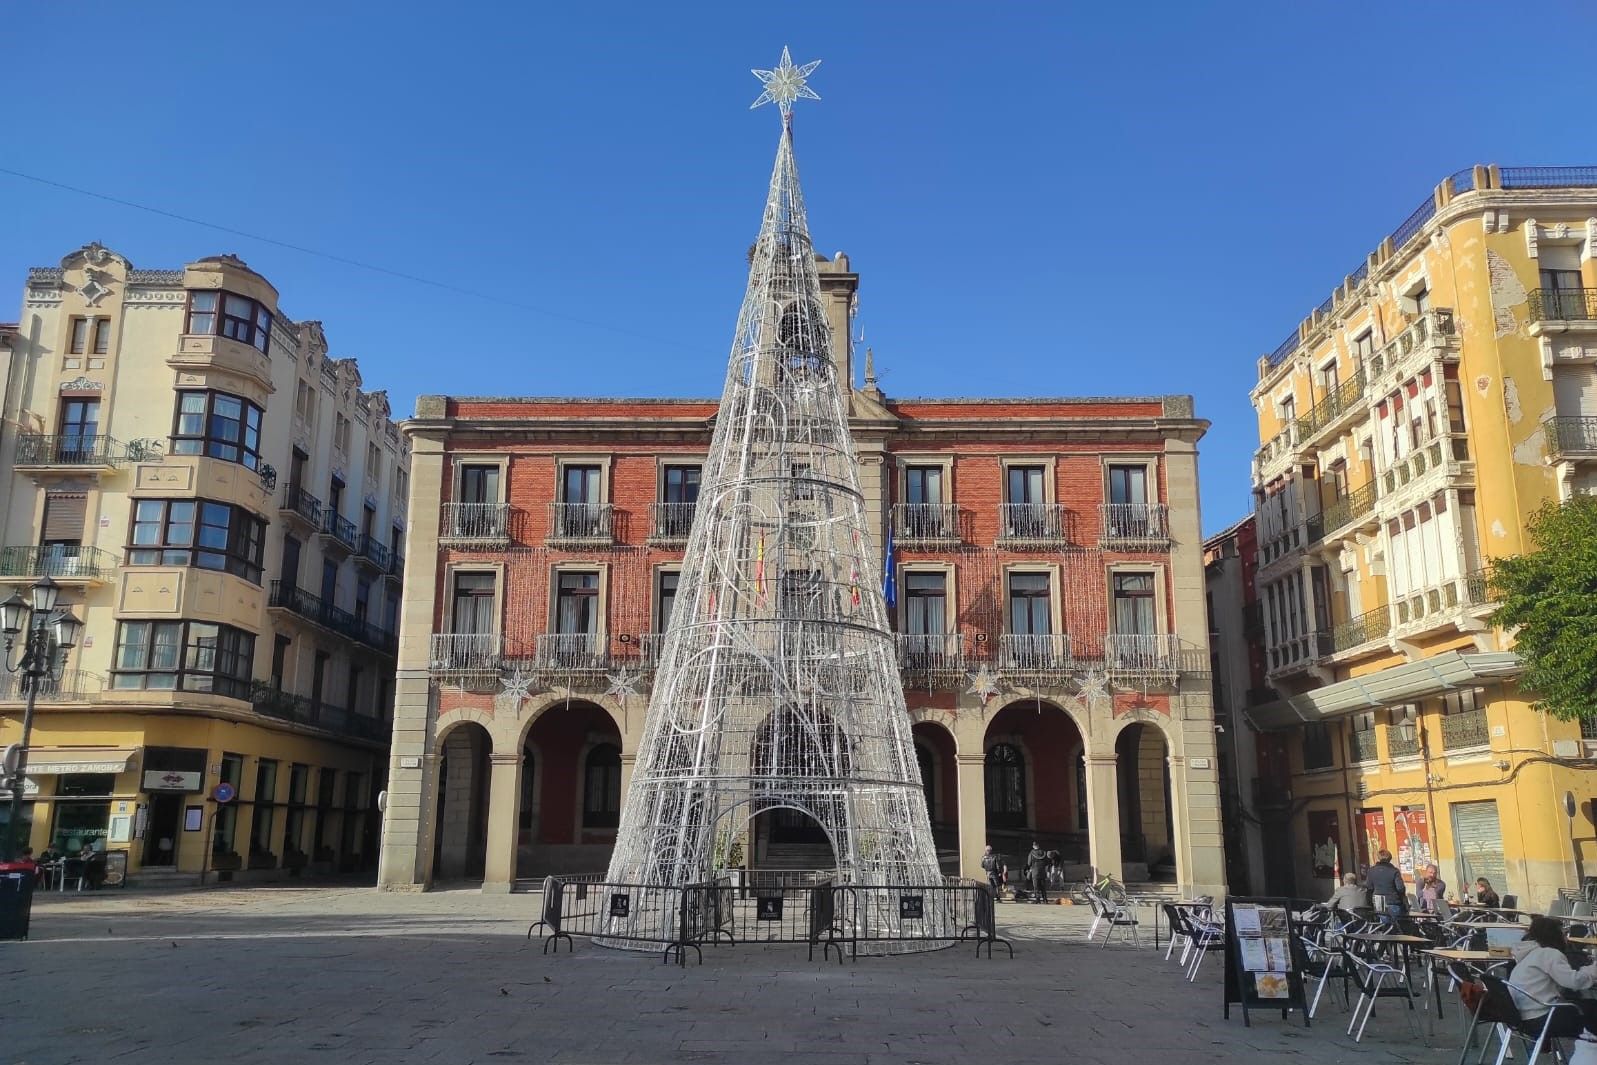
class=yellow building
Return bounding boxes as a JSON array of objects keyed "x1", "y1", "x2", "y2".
[
  {"x1": 1244, "y1": 166, "x2": 1597, "y2": 910},
  {"x1": 0, "y1": 244, "x2": 409, "y2": 885}
]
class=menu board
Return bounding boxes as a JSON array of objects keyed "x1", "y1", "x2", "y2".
[{"x1": 1223, "y1": 897, "x2": 1309, "y2": 1027}]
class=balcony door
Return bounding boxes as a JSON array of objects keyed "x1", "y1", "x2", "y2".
[
  {"x1": 1108, "y1": 465, "x2": 1147, "y2": 506},
  {"x1": 460, "y1": 464, "x2": 499, "y2": 505},
  {"x1": 904, "y1": 466, "x2": 945, "y2": 538},
  {"x1": 561, "y1": 465, "x2": 603, "y2": 537},
  {"x1": 903, "y1": 572, "x2": 948, "y2": 668},
  {"x1": 59, "y1": 399, "x2": 100, "y2": 461},
  {"x1": 555, "y1": 571, "x2": 599, "y2": 663},
  {"x1": 1005, "y1": 465, "x2": 1046, "y2": 538},
  {"x1": 1112, "y1": 573, "x2": 1156, "y2": 635},
  {"x1": 451, "y1": 573, "x2": 496, "y2": 635},
  {"x1": 280, "y1": 536, "x2": 301, "y2": 590},
  {"x1": 662, "y1": 465, "x2": 699, "y2": 537}
]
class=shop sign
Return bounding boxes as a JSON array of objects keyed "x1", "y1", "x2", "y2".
[
  {"x1": 143, "y1": 770, "x2": 203, "y2": 793},
  {"x1": 0, "y1": 776, "x2": 40, "y2": 798},
  {"x1": 28, "y1": 760, "x2": 129, "y2": 774}
]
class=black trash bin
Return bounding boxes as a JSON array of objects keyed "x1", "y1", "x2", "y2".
[{"x1": 0, "y1": 868, "x2": 37, "y2": 940}]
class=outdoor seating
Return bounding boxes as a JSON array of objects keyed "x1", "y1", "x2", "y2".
[
  {"x1": 1083, "y1": 890, "x2": 1139, "y2": 948},
  {"x1": 1184, "y1": 911, "x2": 1225, "y2": 981},
  {"x1": 1299, "y1": 933, "x2": 1347, "y2": 1018},
  {"x1": 1161, "y1": 903, "x2": 1194, "y2": 963},
  {"x1": 1344, "y1": 948, "x2": 1421, "y2": 1043},
  {"x1": 1472, "y1": 973, "x2": 1579, "y2": 1065}
]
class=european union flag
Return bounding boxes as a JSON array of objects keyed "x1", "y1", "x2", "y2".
[{"x1": 882, "y1": 517, "x2": 897, "y2": 608}]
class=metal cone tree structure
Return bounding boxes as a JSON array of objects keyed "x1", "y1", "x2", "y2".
[{"x1": 604, "y1": 75, "x2": 941, "y2": 896}]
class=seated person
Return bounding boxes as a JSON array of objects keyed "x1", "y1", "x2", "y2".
[
  {"x1": 1416, "y1": 864, "x2": 1448, "y2": 913},
  {"x1": 1509, "y1": 917, "x2": 1597, "y2": 1038},
  {"x1": 1473, "y1": 877, "x2": 1501, "y2": 908},
  {"x1": 1325, "y1": 873, "x2": 1369, "y2": 913}
]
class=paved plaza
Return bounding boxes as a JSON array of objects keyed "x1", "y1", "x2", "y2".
[{"x1": 5, "y1": 885, "x2": 1459, "y2": 1065}]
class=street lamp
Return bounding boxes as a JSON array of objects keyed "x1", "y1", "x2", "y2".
[{"x1": 1, "y1": 576, "x2": 84, "y2": 861}]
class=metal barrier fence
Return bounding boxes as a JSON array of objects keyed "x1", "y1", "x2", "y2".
[{"x1": 528, "y1": 875, "x2": 1012, "y2": 965}]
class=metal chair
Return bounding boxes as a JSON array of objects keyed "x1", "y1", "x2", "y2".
[
  {"x1": 1184, "y1": 912, "x2": 1226, "y2": 981},
  {"x1": 1501, "y1": 895, "x2": 1519, "y2": 911},
  {"x1": 1162, "y1": 903, "x2": 1194, "y2": 962},
  {"x1": 1095, "y1": 895, "x2": 1139, "y2": 949},
  {"x1": 1345, "y1": 946, "x2": 1421, "y2": 1042},
  {"x1": 1475, "y1": 973, "x2": 1580, "y2": 1065},
  {"x1": 1299, "y1": 933, "x2": 1348, "y2": 1018}
]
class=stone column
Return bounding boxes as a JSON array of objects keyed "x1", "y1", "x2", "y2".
[
  {"x1": 481, "y1": 752, "x2": 523, "y2": 894},
  {"x1": 1085, "y1": 754, "x2": 1123, "y2": 881},
  {"x1": 956, "y1": 755, "x2": 987, "y2": 879},
  {"x1": 620, "y1": 753, "x2": 637, "y2": 803}
]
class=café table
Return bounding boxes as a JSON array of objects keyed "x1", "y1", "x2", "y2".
[
  {"x1": 1420, "y1": 948, "x2": 1513, "y2": 1025},
  {"x1": 1345, "y1": 932, "x2": 1433, "y2": 980},
  {"x1": 1570, "y1": 935, "x2": 1597, "y2": 947}
]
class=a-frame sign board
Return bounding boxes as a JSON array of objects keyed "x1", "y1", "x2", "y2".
[{"x1": 1221, "y1": 896, "x2": 1311, "y2": 1027}]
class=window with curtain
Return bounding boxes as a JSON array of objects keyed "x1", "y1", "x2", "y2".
[
  {"x1": 582, "y1": 744, "x2": 621, "y2": 828},
  {"x1": 1112, "y1": 573, "x2": 1156, "y2": 634},
  {"x1": 556, "y1": 571, "x2": 599, "y2": 636},
  {"x1": 171, "y1": 390, "x2": 263, "y2": 469},
  {"x1": 450, "y1": 573, "x2": 496, "y2": 634},
  {"x1": 904, "y1": 572, "x2": 946, "y2": 636},
  {"x1": 984, "y1": 743, "x2": 1026, "y2": 828},
  {"x1": 1007, "y1": 572, "x2": 1051, "y2": 635}
]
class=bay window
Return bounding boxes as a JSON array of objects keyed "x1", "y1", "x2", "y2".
[
  {"x1": 128, "y1": 499, "x2": 266, "y2": 583},
  {"x1": 186, "y1": 290, "x2": 272, "y2": 354},
  {"x1": 111, "y1": 620, "x2": 256, "y2": 699},
  {"x1": 172, "y1": 389, "x2": 264, "y2": 470}
]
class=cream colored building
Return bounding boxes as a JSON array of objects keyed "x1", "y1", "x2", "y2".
[
  {"x1": 1246, "y1": 166, "x2": 1597, "y2": 909},
  {"x1": 0, "y1": 243, "x2": 409, "y2": 885}
]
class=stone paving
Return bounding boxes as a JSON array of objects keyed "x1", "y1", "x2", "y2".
[{"x1": 3, "y1": 885, "x2": 1462, "y2": 1064}]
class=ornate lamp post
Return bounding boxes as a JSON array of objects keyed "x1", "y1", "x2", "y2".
[{"x1": 1, "y1": 577, "x2": 84, "y2": 861}]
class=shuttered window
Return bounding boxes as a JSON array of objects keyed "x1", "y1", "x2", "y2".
[
  {"x1": 1450, "y1": 800, "x2": 1506, "y2": 895},
  {"x1": 41, "y1": 493, "x2": 88, "y2": 544}
]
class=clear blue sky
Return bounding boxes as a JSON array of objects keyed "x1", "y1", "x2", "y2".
[{"x1": 5, "y1": 2, "x2": 1594, "y2": 533}]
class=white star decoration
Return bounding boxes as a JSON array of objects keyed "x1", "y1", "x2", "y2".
[
  {"x1": 499, "y1": 666, "x2": 537, "y2": 705},
  {"x1": 751, "y1": 46, "x2": 821, "y2": 116},
  {"x1": 965, "y1": 666, "x2": 1002, "y2": 704},
  {"x1": 604, "y1": 668, "x2": 642, "y2": 701},
  {"x1": 1073, "y1": 669, "x2": 1111, "y2": 709}
]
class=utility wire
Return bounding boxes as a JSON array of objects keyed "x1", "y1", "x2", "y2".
[{"x1": 0, "y1": 165, "x2": 692, "y2": 352}]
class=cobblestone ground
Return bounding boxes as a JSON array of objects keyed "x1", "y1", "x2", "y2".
[{"x1": 4, "y1": 886, "x2": 1463, "y2": 1065}]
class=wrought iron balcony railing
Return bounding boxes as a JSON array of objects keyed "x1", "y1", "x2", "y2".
[
  {"x1": 354, "y1": 534, "x2": 392, "y2": 572},
  {"x1": 534, "y1": 632, "x2": 608, "y2": 672},
  {"x1": 267, "y1": 581, "x2": 396, "y2": 655},
  {"x1": 548, "y1": 502, "x2": 614, "y2": 544},
  {"x1": 1366, "y1": 310, "x2": 1457, "y2": 381},
  {"x1": 1545, "y1": 416, "x2": 1597, "y2": 459},
  {"x1": 14, "y1": 432, "x2": 126, "y2": 468},
  {"x1": 1387, "y1": 729, "x2": 1421, "y2": 760},
  {"x1": 1441, "y1": 708, "x2": 1489, "y2": 751},
  {"x1": 896, "y1": 633, "x2": 965, "y2": 676},
  {"x1": 441, "y1": 501, "x2": 511, "y2": 542},
  {"x1": 997, "y1": 503, "x2": 1069, "y2": 545},
  {"x1": 1099, "y1": 503, "x2": 1169, "y2": 548},
  {"x1": 1392, "y1": 568, "x2": 1493, "y2": 629},
  {"x1": 648, "y1": 502, "x2": 696, "y2": 544},
  {"x1": 1380, "y1": 434, "x2": 1469, "y2": 495},
  {"x1": 1528, "y1": 287, "x2": 1597, "y2": 322},
  {"x1": 0, "y1": 669, "x2": 103, "y2": 703},
  {"x1": 998, "y1": 633, "x2": 1072, "y2": 673},
  {"x1": 1350, "y1": 730, "x2": 1378, "y2": 764},
  {"x1": 1104, "y1": 633, "x2": 1180, "y2": 680},
  {"x1": 428, "y1": 632, "x2": 502, "y2": 672},
  {"x1": 892, "y1": 503, "x2": 961, "y2": 545},
  {"x1": 1299, "y1": 368, "x2": 1368, "y2": 441},
  {"x1": 249, "y1": 682, "x2": 386, "y2": 743},
  {"x1": 0, "y1": 544, "x2": 117, "y2": 582},
  {"x1": 319, "y1": 509, "x2": 359, "y2": 551},
  {"x1": 1330, "y1": 605, "x2": 1391, "y2": 654},
  {"x1": 1320, "y1": 481, "x2": 1378, "y2": 537},
  {"x1": 279, "y1": 483, "x2": 323, "y2": 527}
]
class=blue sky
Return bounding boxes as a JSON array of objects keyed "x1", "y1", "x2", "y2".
[{"x1": 4, "y1": 2, "x2": 1594, "y2": 532}]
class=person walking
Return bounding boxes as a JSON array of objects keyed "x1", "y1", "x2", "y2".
[
  {"x1": 1364, "y1": 849, "x2": 1407, "y2": 921},
  {"x1": 1024, "y1": 841, "x2": 1049, "y2": 904},
  {"x1": 980, "y1": 845, "x2": 1006, "y2": 902}
]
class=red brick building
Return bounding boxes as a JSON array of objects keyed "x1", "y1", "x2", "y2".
[{"x1": 377, "y1": 255, "x2": 1224, "y2": 896}]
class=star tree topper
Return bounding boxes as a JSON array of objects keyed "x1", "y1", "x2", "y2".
[{"x1": 751, "y1": 46, "x2": 821, "y2": 117}]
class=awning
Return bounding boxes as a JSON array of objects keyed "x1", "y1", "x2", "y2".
[
  {"x1": 18, "y1": 747, "x2": 140, "y2": 775},
  {"x1": 1245, "y1": 652, "x2": 1522, "y2": 731}
]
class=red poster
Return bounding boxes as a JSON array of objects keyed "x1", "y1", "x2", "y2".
[
  {"x1": 1357, "y1": 808, "x2": 1387, "y2": 872},
  {"x1": 1393, "y1": 805, "x2": 1432, "y2": 877},
  {"x1": 1307, "y1": 809, "x2": 1341, "y2": 880}
]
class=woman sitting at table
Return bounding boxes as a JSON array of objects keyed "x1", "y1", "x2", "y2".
[
  {"x1": 1474, "y1": 878, "x2": 1501, "y2": 908},
  {"x1": 1509, "y1": 917, "x2": 1597, "y2": 1037}
]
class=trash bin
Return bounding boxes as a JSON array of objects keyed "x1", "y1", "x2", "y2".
[{"x1": 0, "y1": 868, "x2": 36, "y2": 940}]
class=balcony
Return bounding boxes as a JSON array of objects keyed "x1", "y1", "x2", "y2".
[
  {"x1": 1366, "y1": 309, "x2": 1459, "y2": 383},
  {"x1": 267, "y1": 582, "x2": 396, "y2": 656},
  {"x1": 1320, "y1": 481, "x2": 1379, "y2": 540},
  {"x1": 440, "y1": 502, "x2": 511, "y2": 546},
  {"x1": 1379, "y1": 434, "x2": 1470, "y2": 499},
  {"x1": 1387, "y1": 729, "x2": 1421, "y2": 760},
  {"x1": 1350, "y1": 729, "x2": 1378, "y2": 764},
  {"x1": 647, "y1": 502, "x2": 697, "y2": 545},
  {"x1": 249, "y1": 682, "x2": 387, "y2": 744},
  {"x1": 1545, "y1": 416, "x2": 1597, "y2": 461},
  {"x1": 1254, "y1": 423, "x2": 1299, "y2": 479},
  {"x1": 0, "y1": 544, "x2": 117, "y2": 584},
  {"x1": 533, "y1": 632, "x2": 609, "y2": 673},
  {"x1": 998, "y1": 633, "x2": 1072, "y2": 675},
  {"x1": 1330, "y1": 605, "x2": 1391, "y2": 655},
  {"x1": 1099, "y1": 503, "x2": 1169, "y2": 550},
  {"x1": 548, "y1": 502, "x2": 614, "y2": 546},
  {"x1": 1299, "y1": 368, "x2": 1368, "y2": 445},
  {"x1": 353, "y1": 533, "x2": 392, "y2": 574},
  {"x1": 1528, "y1": 287, "x2": 1597, "y2": 327},
  {"x1": 1441, "y1": 708, "x2": 1489, "y2": 751},
  {"x1": 0, "y1": 669, "x2": 103, "y2": 703},
  {"x1": 896, "y1": 633, "x2": 965, "y2": 688},
  {"x1": 428, "y1": 632, "x2": 501, "y2": 673},
  {"x1": 278, "y1": 483, "x2": 323, "y2": 532},
  {"x1": 892, "y1": 503, "x2": 962, "y2": 546},
  {"x1": 1104, "y1": 633, "x2": 1181, "y2": 683},
  {"x1": 1266, "y1": 630, "x2": 1333, "y2": 677},
  {"x1": 1392, "y1": 568, "x2": 1492, "y2": 634},
  {"x1": 13, "y1": 432, "x2": 126, "y2": 474},
  {"x1": 996, "y1": 503, "x2": 1070, "y2": 547},
  {"x1": 318, "y1": 509, "x2": 359, "y2": 558}
]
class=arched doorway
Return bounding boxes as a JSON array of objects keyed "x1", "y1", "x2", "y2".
[
  {"x1": 433, "y1": 721, "x2": 491, "y2": 881},
  {"x1": 748, "y1": 709, "x2": 848, "y2": 872},
  {"x1": 517, "y1": 701, "x2": 623, "y2": 877},
  {"x1": 982, "y1": 702, "x2": 1087, "y2": 876},
  {"x1": 911, "y1": 721, "x2": 958, "y2": 873},
  {"x1": 1116, "y1": 723, "x2": 1175, "y2": 882}
]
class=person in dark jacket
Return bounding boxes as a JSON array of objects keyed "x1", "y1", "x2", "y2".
[
  {"x1": 1364, "y1": 849, "x2": 1406, "y2": 920},
  {"x1": 1474, "y1": 878, "x2": 1501, "y2": 908},
  {"x1": 1024, "y1": 842, "x2": 1049, "y2": 904},
  {"x1": 980, "y1": 845, "x2": 1006, "y2": 901}
]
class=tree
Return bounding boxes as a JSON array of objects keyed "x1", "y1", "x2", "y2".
[{"x1": 1488, "y1": 496, "x2": 1597, "y2": 721}]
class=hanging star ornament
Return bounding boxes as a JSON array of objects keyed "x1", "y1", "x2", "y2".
[
  {"x1": 966, "y1": 666, "x2": 1002, "y2": 705},
  {"x1": 604, "y1": 667, "x2": 642, "y2": 701},
  {"x1": 499, "y1": 666, "x2": 538, "y2": 705},
  {"x1": 750, "y1": 46, "x2": 821, "y2": 116},
  {"x1": 1073, "y1": 669, "x2": 1111, "y2": 710}
]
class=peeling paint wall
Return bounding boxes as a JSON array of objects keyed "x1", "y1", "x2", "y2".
[{"x1": 1486, "y1": 249, "x2": 1525, "y2": 337}]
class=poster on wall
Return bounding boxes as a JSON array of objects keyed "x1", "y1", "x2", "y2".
[
  {"x1": 1357, "y1": 808, "x2": 1387, "y2": 873},
  {"x1": 1393, "y1": 805, "x2": 1432, "y2": 877},
  {"x1": 1307, "y1": 810, "x2": 1341, "y2": 880}
]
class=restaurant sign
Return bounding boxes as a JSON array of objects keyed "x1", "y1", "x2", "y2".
[{"x1": 142, "y1": 770, "x2": 203, "y2": 793}]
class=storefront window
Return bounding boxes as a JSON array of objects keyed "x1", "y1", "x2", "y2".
[{"x1": 51, "y1": 774, "x2": 113, "y2": 853}]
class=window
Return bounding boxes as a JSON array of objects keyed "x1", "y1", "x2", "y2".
[
  {"x1": 395, "y1": 467, "x2": 409, "y2": 504},
  {"x1": 1301, "y1": 722, "x2": 1334, "y2": 771},
  {"x1": 1112, "y1": 572, "x2": 1156, "y2": 634},
  {"x1": 1004, "y1": 464, "x2": 1048, "y2": 537},
  {"x1": 555, "y1": 571, "x2": 600, "y2": 636},
  {"x1": 271, "y1": 635, "x2": 290, "y2": 689},
  {"x1": 1320, "y1": 360, "x2": 1340, "y2": 393},
  {"x1": 91, "y1": 318, "x2": 111, "y2": 355},
  {"x1": 1007, "y1": 572, "x2": 1051, "y2": 635},
  {"x1": 904, "y1": 572, "x2": 947, "y2": 636},
  {"x1": 334, "y1": 413, "x2": 351, "y2": 453},
  {"x1": 110, "y1": 621, "x2": 255, "y2": 699},
  {"x1": 213, "y1": 754, "x2": 244, "y2": 855},
  {"x1": 460, "y1": 464, "x2": 500, "y2": 504},
  {"x1": 663, "y1": 464, "x2": 700, "y2": 504},
  {"x1": 312, "y1": 651, "x2": 329, "y2": 709},
  {"x1": 1442, "y1": 688, "x2": 1483, "y2": 716},
  {"x1": 251, "y1": 759, "x2": 279, "y2": 856},
  {"x1": 187, "y1": 291, "x2": 272, "y2": 353},
  {"x1": 451, "y1": 573, "x2": 496, "y2": 634},
  {"x1": 1353, "y1": 330, "x2": 1375, "y2": 367},
  {"x1": 1006, "y1": 465, "x2": 1045, "y2": 505},
  {"x1": 284, "y1": 764, "x2": 310, "y2": 856},
  {"x1": 562, "y1": 464, "x2": 601, "y2": 503},
  {"x1": 58, "y1": 399, "x2": 100, "y2": 460},
  {"x1": 346, "y1": 665, "x2": 363, "y2": 716},
  {"x1": 294, "y1": 379, "x2": 316, "y2": 423},
  {"x1": 1106, "y1": 464, "x2": 1155, "y2": 539},
  {"x1": 906, "y1": 465, "x2": 944, "y2": 506},
  {"x1": 127, "y1": 500, "x2": 266, "y2": 583},
  {"x1": 903, "y1": 465, "x2": 949, "y2": 538},
  {"x1": 172, "y1": 390, "x2": 263, "y2": 469},
  {"x1": 582, "y1": 744, "x2": 622, "y2": 828},
  {"x1": 366, "y1": 442, "x2": 381, "y2": 485},
  {"x1": 68, "y1": 317, "x2": 90, "y2": 355},
  {"x1": 355, "y1": 577, "x2": 372, "y2": 623},
  {"x1": 40, "y1": 492, "x2": 87, "y2": 550},
  {"x1": 1108, "y1": 464, "x2": 1148, "y2": 506},
  {"x1": 984, "y1": 743, "x2": 1026, "y2": 828},
  {"x1": 655, "y1": 570, "x2": 679, "y2": 633},
  {"x1": 1350, "y1": 711, "x2": 1377, "y2": 763}
]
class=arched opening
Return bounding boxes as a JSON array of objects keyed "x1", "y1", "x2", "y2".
[
  {"x1": 749, "y1": 805, "x2": 837, "y2": 875},
  {"x1": 749, "y1": 709, "x2": 848, "y2": 871},
  {"x1": 1116, "y1": 723, "x2": 1176, "y2": 883},
  {"x1": 911, "y1": 721, "x2": 959, "y2": 874},
  {"x1": 983, "y1": 701, "x2": 1087, "y2": 878},
  {"x1": 433, "y1": 721, "x2": 491, "y2": 881},
  {"x1": 517, "y1": 700, "x2": 623, "y2": 877}
]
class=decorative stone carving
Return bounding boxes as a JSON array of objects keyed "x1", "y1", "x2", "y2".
[{"x1": 58, "y1": 376, "x2": 104, "y2": 393}]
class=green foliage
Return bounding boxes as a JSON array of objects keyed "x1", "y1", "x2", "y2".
[{"x1": 1488, "y1": 496, "x2": 1597, "y2": 721}]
